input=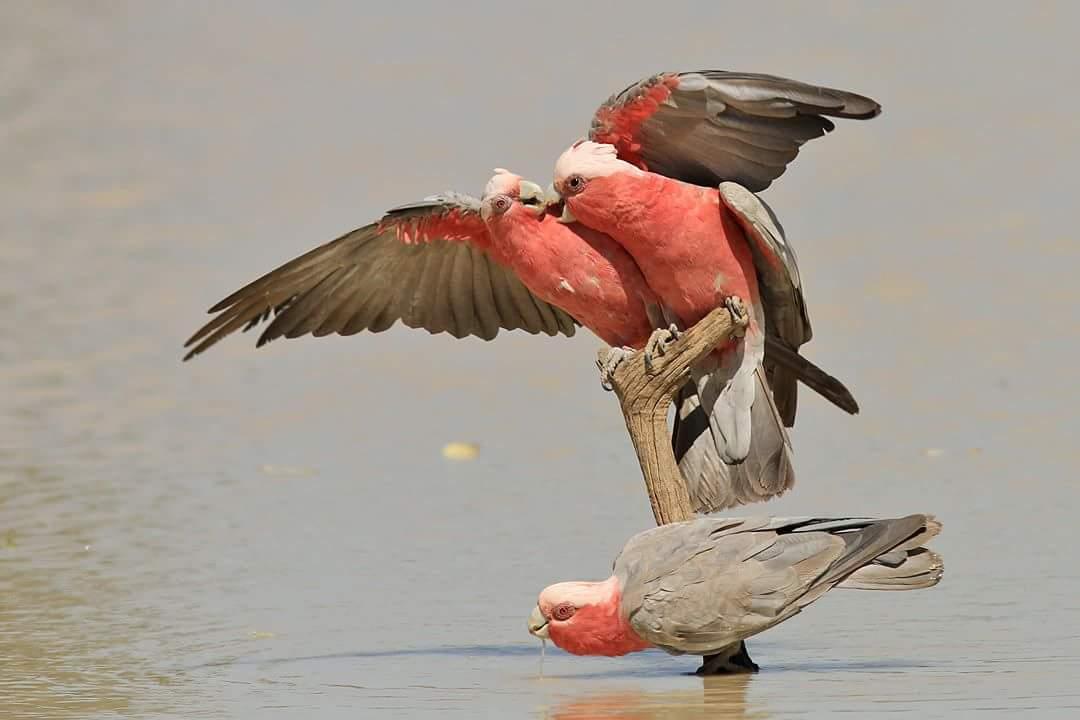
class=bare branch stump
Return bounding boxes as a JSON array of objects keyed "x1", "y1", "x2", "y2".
[{"x1": 599, "y1": 303, "x2": 749, "y2": 526}]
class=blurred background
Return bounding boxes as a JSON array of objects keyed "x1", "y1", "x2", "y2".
[{"x1": 2, "y1": 2, "x2": 1078, "y2": 718}]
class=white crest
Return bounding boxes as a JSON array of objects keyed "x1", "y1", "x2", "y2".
[
  {"x1": 484, "y1": 168, "x2": 521, "y2": 198},
  {"x1": 538, "y1": 578, "x2": 616, "y2": 611},
  {"x1": 554, "y1": 140, "x2": 636, "y2": 182}
]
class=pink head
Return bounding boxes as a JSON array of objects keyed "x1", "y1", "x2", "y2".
[
  {"x1": 526, "y1": 576, "x2": 649, "y2": 657},
  {"x1": 480, "y1": 168, "x2": 550, "y2": 223},
  {"x1": 552, "y1": 140, "x2": 643, "y2": 224}
]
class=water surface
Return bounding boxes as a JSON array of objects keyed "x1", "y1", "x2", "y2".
[{"x1": 3, "y1": 2, "x2": 1079, "y2": 718}]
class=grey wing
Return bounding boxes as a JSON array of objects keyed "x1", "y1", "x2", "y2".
[
  {"x1": 618, "y1": 514, "x2": 938, "y2": 654},
  {"x1": 590, "y1": 70, "x2": 880, "y2": 192},
  {"x1": 613, "y1": 516, "x2": 773, "y2": 650},
  {"x1": 718, "y1": 182, "x2": 808, "y2": 424},
  {"x1": 182, "y1": 193, "x2": 577, "y2": 359},
  {"x1": 718, "y1": 182, "x2": 858, "y2": 423}
]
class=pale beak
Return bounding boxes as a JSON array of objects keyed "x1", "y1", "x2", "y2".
[
  {"x1": 543, "y1": 183, "x2": 561, "y2": 207},
  {"x1": 527, "y1": 605, "x2": 549, "y2": 639},
  {"x1": 517, "y1": 180, "x2": 547, "y2": 217},
  {"x1": 558, "y1": 203, "x2": 577, "y2": 224}
]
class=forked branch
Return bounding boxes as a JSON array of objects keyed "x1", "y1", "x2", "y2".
[{"x1": 598, "y1": 302, "x2": 749, "y2": 526}]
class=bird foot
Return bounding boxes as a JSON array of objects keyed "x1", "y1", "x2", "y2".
[
  {"x1": 643, "y1": 324, "x2": 681, "y2": 373},
  {"x1": 596, "y1": 346, "x2": 636, "y2": 391},
  {"x1": 723, "y1": 296, "x2": 749, "y2": 338},
  {"x1": 696, "y1": 641, "x2": 759, "y2": 675},
  {"x1": 723, "y1": 296, "x2": 750, "y2": 337}
]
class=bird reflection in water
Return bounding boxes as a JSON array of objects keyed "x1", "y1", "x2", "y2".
[{"x1": 542, "y1": 675, "x2": 765, "y2": 720}]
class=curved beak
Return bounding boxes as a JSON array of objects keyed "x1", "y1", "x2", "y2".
[
  {"x1": 527, "y1": 605, "x2": 549, "y2": 639},
  {"x1": 517, "y1": 180, "x2": 547, "y2": 217},
  {"x1": 557, "y1": 202, "x2": 577, "y2": 225},
  {"x1": 543, "y1": 183, "x2": 561, "y2": 207}
]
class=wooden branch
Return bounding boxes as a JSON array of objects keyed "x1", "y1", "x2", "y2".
[{"x1": 599, "y1": 303, "x2": 748, "y2": 526}]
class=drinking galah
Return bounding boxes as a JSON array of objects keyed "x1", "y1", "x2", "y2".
[{"x1": 527, "y1": 514, "x2": 943, "y2": 674}]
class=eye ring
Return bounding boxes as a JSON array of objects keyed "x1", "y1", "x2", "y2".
[
  {"x1": 552, "y1": 603, "x2": 575, "y2": 621},
  {"x1": 492, "y1": 195, "x2": 511, "y2": 213},
  {"x1": 566, "y1": 175, "x2": 585, "y2": 194}
]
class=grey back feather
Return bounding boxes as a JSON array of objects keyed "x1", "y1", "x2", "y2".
[{"x1": 613, "y1": 514, "x2": 943, "y2": 656}]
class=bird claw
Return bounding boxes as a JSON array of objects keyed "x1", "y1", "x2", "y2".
[
  {"x1": 724, "y1": 296, "x2": 749, "y2": 338},
  {"x1": 643, "y1": 324, "x2": 681, "y2": 373},
  {"x1": 596, "y1": 346, "x2": 635, "y2": 391}
]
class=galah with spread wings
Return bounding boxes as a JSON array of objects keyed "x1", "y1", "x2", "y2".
[
  {"x1": 184, "y1": 171, "x2": 658, "y2": 357},
  {"x1": 184, "y1": 169, "x2": 797, "y2": 511},
  {"x1": 547, "y1": 72, "x2": 877, "y2": 493},
  {"x1": 528, "y1": 514, "x2": 944, "y2": 674},
  {"x1": 184, "y1": 69, "x2": 875, "y2": 510}
]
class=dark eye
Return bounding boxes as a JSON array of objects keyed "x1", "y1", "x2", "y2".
[
  {"x1": 492, "y1": 195, "x2": 511, "y2": 213},
  {"x1": 552, "y1": 603, "x2": 575, "y2": 621},
  {"x1": 566, "y1": 175, "x2": 585, "y2": 193}
]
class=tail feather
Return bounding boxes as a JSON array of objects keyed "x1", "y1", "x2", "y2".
[
  {"x1": 800, "y1": 514, "x2": 942, "y2": 606},
  {"x1": 764, "y1": 335, "x2": 859, "y2": 419},
  {"x1": 765, "y1": 363, "x2": 799, "y2": 427},
  {"x1": 838, "y1": 515, "x2": 943, "y2": 590},
  {"x1": 838, "y1": 547, "x2": 944, "y2": 591},
  {"x1": 673, "y1": 367, "x2": 795, "y2": 513}
]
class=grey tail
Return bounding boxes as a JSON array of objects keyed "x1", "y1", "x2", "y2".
[
  {"x1": 672, "y1": 367, "x2": 796, "y2": 513},
  {"x1": 764, "y1": 335, "x2": 859, "y2": 423},
  {"x1": 766, "y1": 362, "x2": 800, "y2": 427},
  {"x1": 801, "y1": 515, "x2": 944, "y2": 606},
  {"x1": 837, "y1": 516, "x2": 944, "y2": 590}
]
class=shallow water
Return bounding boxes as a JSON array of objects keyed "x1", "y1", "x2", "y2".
[{"x1": 3, "y1": 2, "x2": 1080, "y2": 718}]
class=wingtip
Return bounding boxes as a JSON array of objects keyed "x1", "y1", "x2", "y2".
[{"x1": 844, "y1": 95, "x2": 883, "y2": 120}]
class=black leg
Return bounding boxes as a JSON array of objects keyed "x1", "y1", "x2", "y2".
[{"x1": 696, "y1": 641, "x2": 760, "y2": 675}]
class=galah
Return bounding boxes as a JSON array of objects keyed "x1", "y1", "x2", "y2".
[
  {"x1": 551, "y1": 141, "x2": 854, "y2": 497},
  {"x1": 184, "y1": 69, "x2": 876, "y2": 509},
  {"x1": 544, "y1": 71, "x2": 877, "y2": 496},
  {"x1": 184, "y1": 171, "x2": 659, "y2": 357},
  {"x1": 527, "y1": 514, "x2": 943, "y2": 674}
]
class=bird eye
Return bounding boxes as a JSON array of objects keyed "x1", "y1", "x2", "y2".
[
  {"x1": 566, "y1": 175, "x2": 585, "y2": 193},
  {"x1": 552, "y1": 603, "x2": 575, "y2": 621},
  {"x1": 493, "y1": 195, "x2": 511, "y2": 213}
]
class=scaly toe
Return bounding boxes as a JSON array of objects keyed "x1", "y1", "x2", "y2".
[
  {"x1": 644, "y1": 325, "x2": 681, "y2": 373},
  {"x1": 723, "y1": 296, "x2": 749, "y2": 336},
  {"x1": 597, "y1": 346, "x2": 634, "y2": 390}
]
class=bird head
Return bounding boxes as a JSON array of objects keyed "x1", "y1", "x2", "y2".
[
  {"x1": 481, "y1": 168, "x2": 548, "y2": 222},
  {"x1": 527, "y1": 577, "x2": 640, "y2": 657},
  {"x1": 552, "y1": 140, "x2": 641, "y2": 224}
]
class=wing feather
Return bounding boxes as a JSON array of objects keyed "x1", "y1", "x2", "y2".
[
  {"x1": 589, "y1": 70, "x2": 880, "y2": 191},
  {"x1": 182, "y1": 193, "x2": 576, "y2": 360}
]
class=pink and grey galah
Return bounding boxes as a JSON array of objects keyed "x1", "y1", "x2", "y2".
[
  {"x1": 528, "y1": 514, "x2": 944, "y2": 674},
  {"x1": 183, "y1": 69, "x2": 877, "y2": 511},
  {"x1": 547, "y1": 72, "x2": 878, "y2": 508}
]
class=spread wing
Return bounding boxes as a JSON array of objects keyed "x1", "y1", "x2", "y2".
[
  {"x1": 589, "y1": 70, "x2": 880, "y2": 192},
  {"x1": 615, "y1": 515, "x2": 934, "y2": 655},
  {"x1": 183, "y1": 192, "x2": 577, "y2": 360}
]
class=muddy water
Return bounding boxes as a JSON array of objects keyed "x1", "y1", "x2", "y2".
[{"x1": 3, "y1": 2, "x2": 1079, "y2": 718}]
